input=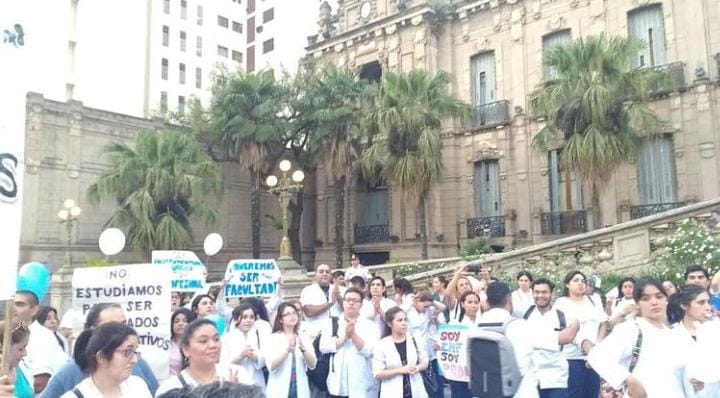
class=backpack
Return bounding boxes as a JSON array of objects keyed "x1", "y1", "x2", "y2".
[
  {"x1": 467, "y1": 319, "x2": 523, "y2": 398},
  {"x1": 306, "y1": 316, "x2": 339, "y2": 392}
]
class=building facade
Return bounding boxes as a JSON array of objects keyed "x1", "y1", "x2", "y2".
[
  {"x1": 306, "y1": 0, "x2": 720, "y2": 265},
  {"x1": 12, "y1": 0, "x2": 245, "y2": 118}
]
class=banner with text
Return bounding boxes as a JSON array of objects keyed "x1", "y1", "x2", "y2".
[
  {"x1": 73, "y1": 264, "x2": 172, "y2": 378},
  {"x1": 152, "y1": 250, "x2": 205, "y2": 292},
  {"x1": 0, "y1": 9, "x2": 30, "y2": 300},
  {"x1": 224, "y1": 259, "x2": 281, "y2": 298},
  {"x1": 438, "y1": 324, "x2": 470, "y2": 382}
]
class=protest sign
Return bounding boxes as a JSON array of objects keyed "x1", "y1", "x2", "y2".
[
  {"x1": 73, "y1": 264, "x2": 172, "y2": 378},
  {"x1": 224, "y1": 259, "x2": 281, "y2": 298},
  {"x1": 152, "y1": 250, "x2": 205, "y2": 292},
  {"x1": 438, "y1": 323, "x2": 470, "y2": 382}
]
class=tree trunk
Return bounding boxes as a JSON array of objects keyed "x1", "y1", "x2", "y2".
[
  {"x1": 288, "y1": 190, "x2": 304, "y2": 266},
  {"x1": 250, "y1": 169, "x2": 261, "y2": 259},
  {"x1": 334, "y1": 176, "x2": 345, "y2": 269},
  {"x1": 419, "y1": 194, "x2": 428, "y2": 260},
  {"x1": 591, "y1": 181, "x2": 602, "y2": 230}
]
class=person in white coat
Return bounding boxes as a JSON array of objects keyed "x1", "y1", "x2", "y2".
[
  {"x1": 320, "y1": 287, "x2": 380, "y2": 398},
  {"x1": 609, "y1": 277, "x2": 637, "y2": 325},
  {"x1": 372, "y1": 307, "x2": 429, "y2": 398},
  {"x1": 263, "y1": 302, "x2": 317, "y2": 398},
  {"x1": 221, "y1": 302, "x2": 268, "y2": 390},
  {"x1": 511, "y1": 271, "x2": 534, "y2": 318},
  {"x1": 669, "y1": 284, "x2": 719, "y2": 398},
  {"x1": 588, "y1": 278, "x2": 691, "y2": 398},
  {"x1": 361, "y1": 276, "x2": 397, "y2": 337}
]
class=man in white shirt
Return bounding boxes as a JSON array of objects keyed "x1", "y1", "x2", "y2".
[
  {"x1": 14, "y1": 290, "x2": 69, "y2": 393},
  {"x1": 524, "y1": 278, "x2": 579, "y2": 398},
  {"x1": 344, "y1": 254, "x2": 371, "y2": 282},
  {"x1": 301, "y1": 264, "x2": 343, "y2": 338}
]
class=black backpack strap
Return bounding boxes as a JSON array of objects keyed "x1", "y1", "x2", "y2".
[
  {"x1": 522, "y1": 305, "x2": 536, "y2": 320},
  {"x1": 556, "y1": 309, "x2": 566, "y2": 329},
  {"x1": 587, "y1": 295, "x2": 595, "y2": 306},
  {"x1": 256, "y1": 329, "x2": 261, "y2": 350},
  {"x1": 628, "y1": 322, "x2": 643, "y2": 373},
  {"x1": 477, "y1": 322, "x2": 504, "y2": 327},
  {"x1": 72, "y1": 388, "x2": 85, "y2": 398},
  {"x1": 178, "y1": 372, "x2": 189, "y2": 388},
  {"x1": 331, "y1": 316, "x2": 339, "y2": 337},
  {"x1": 410, "y1": 335, "x2": 420, "y2": 365}
]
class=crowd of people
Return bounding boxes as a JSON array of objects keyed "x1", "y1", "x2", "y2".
[{"x1": 1, "y1": 255, "x2": 720, "y2": 398}]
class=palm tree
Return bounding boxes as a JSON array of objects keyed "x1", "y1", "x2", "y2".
[
  {"x1": 209, "y1": 70, "x2": 285, "y2": 259},
  {"x1": 530, "y1": 34, "x2": 667, "y2": 228},
  {"x1": 361, "y1": 70, "x2": 468, "y2": 259},
  {"x1": 87, "y1": 130, "x2": 223, "y2": 254},
  {"x1": 305, "y1": 64, "x2": 367, "y2": 267}
]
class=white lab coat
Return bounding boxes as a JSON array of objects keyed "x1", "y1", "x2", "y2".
[
  {"x1": 319, "y1": 316, "x2": 379, "y2": 397},
  {"x1": 300, "y1": 283, "x2": 343, "y2": 337},
  {"x1": 372, "y1": 333, "x2": 428, "y2": 398},
  {"x1": 523, "y1": 307, "x2": 567, "y2": 390},
  {"x1": 587, "y1": 318, "x2": 688, "y2": 398},
  {"x1": 511, "y1": 289, "x2": 534, "y2": 318},
  {"x1": 26, "y1": 321, "x2": 69, "y2": 377},
  {"x1": 262, "y1": 331, "x2": 316, "y2": 398},
  {"x1": 220, "y1": 325, "x2": 267, "y2": 389},
  {"x1": 553, "y1": 296, "x2": 607, "y2": 359},
  {"x1": 671, "y1": 322, "x2": 720, "y2": 398},
  {"x1": 360, "y1": 297, "x2": 396, "y2": 337}
]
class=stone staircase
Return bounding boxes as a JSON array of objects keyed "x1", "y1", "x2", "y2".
[{"x1": 362, "y1": 197, "x2": 720, "y2": 289}]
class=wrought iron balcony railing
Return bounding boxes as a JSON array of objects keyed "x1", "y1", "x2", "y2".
[
  {"x1": 470, "y1": 100, "x2": 511, "y2": 128},
  {"x1": 630, "y1": 202, "x2": 686, "y2": 220},
  {"x1": 647, "y1": 62, "x2": 685, "y2": 96},
  {"x1": 541, "y1": 210, "x2": 588, "y2": 235},
  {"x1": 354, "y1": 224, "x2": 390, "y2": 244},
  {"x1": 467, "y1": 216, "x2": 505, "y2": 238}
]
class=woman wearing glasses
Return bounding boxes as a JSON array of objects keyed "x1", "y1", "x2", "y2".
[
  {"x1": 263, "y1": 302, "x2": 317, "y2": 398},
  {"x1": 61, "y1": 322, "x2": 151, "y2": 398}
]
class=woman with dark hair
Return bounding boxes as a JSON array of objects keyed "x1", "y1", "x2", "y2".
[
  {"x1": 262, "y1": 302, "x2": 316, "y2": 398},
  {"x1": 36, "y1": 305, "x2": 70, "y2": 355},
  {"x1": 669, "y1": 284, "x2": 719, "y2": 397},
  {"x1": 169, "y1": 308, "x2": 196, "y2": 378},
  {"x1": 239, "y1": 297, "x2": 272, "y2": 336},
  {"x1": 447, "y1": 291, "x2": 480, "y2": 398},
  {"x1": 663, "y1": 280, "x2": 679, "y2": 296},
  {"x1": 588, "y1": 278, "x2": 692, "y2": 398},
  {"x1": 0, "y1": 320, "x2": 33, "y2": 398},
  {"x1": 372, "y1": 307, "x2": 428, "y2": 398},
  {"x1": 155, "y1": 319, "x2": 233, "y2": 396},
  {"x1": 190, "y1": 295, "x2": 215, "y2": 318},
  {"x1": 554, "y1": 270, "x2": 609, "y2": 398},
  {"x1": 361, "y1": 276, "x2": 397, "y2": 337},
  {"x1": 610, "y1": 277, "x2": 637, "y2": 325},
  {"x1": 61, "y1": 322, "x2": 151, "y2": 398},
  {"x1": 393, "y1": 278, "x2": 415, "y2": 311},
  {"x1": 511, "y1": 271, "x2": 534, "y2": 317},
  {"x1": 220, "y1": 302, "x2": 267, "y2": 389}
]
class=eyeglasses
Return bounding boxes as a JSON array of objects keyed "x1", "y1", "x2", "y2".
[
  {"x1": 115, "y1": 348, "x2": 141, "y2": 359},
  {"x1": 281, "y1": 311, "x2": 298, "y2": 318},
  {"x1": 344, "y1": 298, "x2": 362, "y2": 304}
]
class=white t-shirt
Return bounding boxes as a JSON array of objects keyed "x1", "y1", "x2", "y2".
[
  {"x1": 60, "y1": 375, "x2": 152, "y2": 398},
  {"x1": 300, "y1": 283, "x2": 342, "y2": 337},
  {"x1": 26, "y1": 320, "x2": 69, "y2": 376},
  {"x1": 554, "y1": 296, "x2": 608, "y2": 359}
]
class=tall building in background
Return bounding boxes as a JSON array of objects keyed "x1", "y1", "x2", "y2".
[
  {"x1": 14, "y1": 0, "x2": 245, "y2": 118},
  {"x1": 245, "y1": 0, "x2": 325, "y2": 74}
]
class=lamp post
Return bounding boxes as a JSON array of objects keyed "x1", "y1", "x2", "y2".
[
  {"x1": 266, "y1": 159, "x2": 305, "y2": 259},
  {"x1": 57, "y1": 199, "x2": 81, "y2": 270}
]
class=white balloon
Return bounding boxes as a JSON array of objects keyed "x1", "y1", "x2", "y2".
[
  {"x1": 203, "y1": 233, "x2": 223, "y2": 256},
  {"x1": 98, "y1": 228, "x2": 126, "y2": 256}
]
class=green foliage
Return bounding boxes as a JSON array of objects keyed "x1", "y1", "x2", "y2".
[
  {"x1": 86, "y1": 258, "x2": 119, "y2": 268},
  {"x1": 652, "y1": 220, "x2": 720, "y2": 285},
  {"x1": 87, "y1": 130, "x2": 223, "y2": 253},
  {"x1": 394, "y1": 262, "x2": 436, "y2": 278},
  {"x1": 458, "y1": 238, "x2": 491, "y2": 259}
]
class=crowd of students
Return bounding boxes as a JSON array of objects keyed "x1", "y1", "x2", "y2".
[{"x1": 1, "y1": 256, "x2": 720, "y2": 398}]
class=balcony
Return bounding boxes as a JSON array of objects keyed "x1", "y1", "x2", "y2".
[
  {"x1": 467, "y1": 216, "x2": 505, "y2": 238},
  {"x1": 470, "y1": 100, "x2": 511, "y2": 128},
  {"x1": 541, "y1": 210, "x2": 588, "y2": 235},
  {"x1": 354, "y1": 224, "x2": 390, "y2": 244},
  {"x1": 647, "y1": 62, "x2": 685, "y2": 96},
  {"x1": 630, "y1": 202, "x2": 686, "y2": 220}
]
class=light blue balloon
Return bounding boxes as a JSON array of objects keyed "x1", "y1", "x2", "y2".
[
  {"x1": 204, "y1": 314, "x2": 226, "y2": 337},
  {"x1": 17, "y1": 262, "x2": 51, "y2": 302}
]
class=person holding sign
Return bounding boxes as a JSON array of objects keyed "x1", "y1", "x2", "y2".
[
  {"x1": 221, "y1": 302, "x2": 267, "y2": 390},
  {"x1": 372, "y1": 307, "x2": 429, "y2": 398},
  {"x1": 263, "y1": 302, "x2": 317, "y2": 398},
  {"x1": 319, "y1": 287, "x2": 380, "y2": 398},
  {"x1": 0, "y1": 320, "x2": 33, "y2": 398},
  {"x1": 61, "y1": 322, "x2": 152, "y2": 398},
  {"x1": 446, "y1": 291, "x2": 480, "y2": 397},
  {"x1": 155, "y1": 319, "x2": 235, "y2": 396}
]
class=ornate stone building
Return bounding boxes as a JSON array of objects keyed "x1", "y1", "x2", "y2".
[{"x1": 306, "y1": 0, "x2": 720, "y2": 265}]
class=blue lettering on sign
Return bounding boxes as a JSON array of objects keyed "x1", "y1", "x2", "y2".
[
  {"x1": 2, "y1": 24, "x2": 24, "y2": 48},
  {"x1": 224, "y1": 282, "x2": 277, "y2": 297},
  {"x1": 172, "y1": 280, "x2": 203, "y2": 290}
]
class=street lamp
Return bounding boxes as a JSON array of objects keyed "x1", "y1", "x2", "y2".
[
  {"x1": 57, "y1": 199, "x2": 81, "y2": 269},
  {"x1": 266, "y1": 160, "x2": 305, "y2": 259}
]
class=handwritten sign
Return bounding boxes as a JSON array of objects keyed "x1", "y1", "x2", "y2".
[
  {"x1": 438, "y1": 324, "x2": 470, "y2": 382},
  {"x1": 73, "y1": 264, "x2": 172, "y2": 378},
  {"x1": 223, "y1": 259, "x2": 281, "y2": 298},
  {"x1": 152, "y1": 250, "x2": 205, "y2": 292}
]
